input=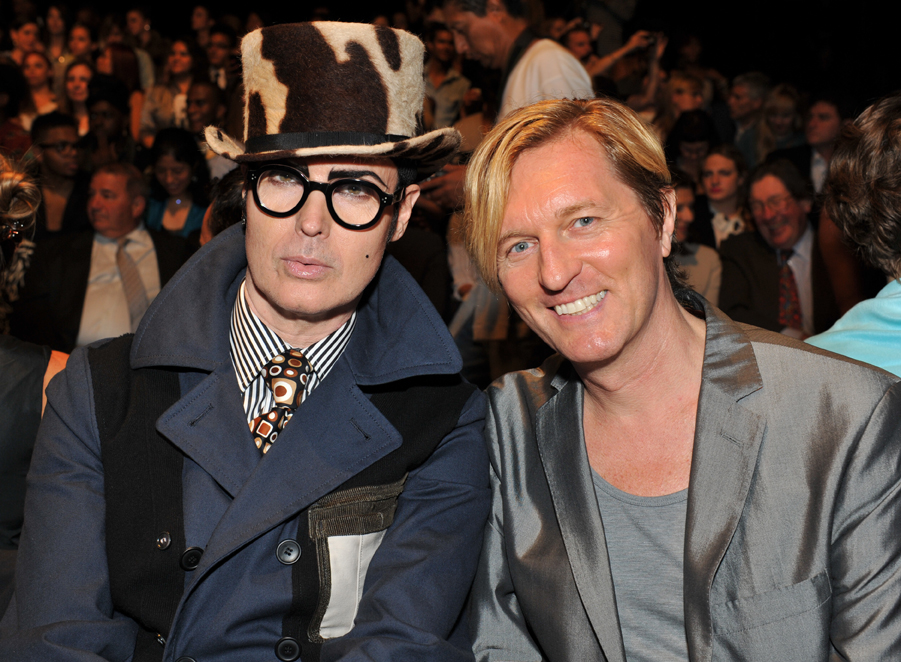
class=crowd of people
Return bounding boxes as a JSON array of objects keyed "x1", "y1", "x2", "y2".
[{"x1": 1, "y1": 1, "x2": 900, "y2": 661}]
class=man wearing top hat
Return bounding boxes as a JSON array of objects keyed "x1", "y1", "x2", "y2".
[{"x1": 0, "y1": 22, "x2": 489, "y2": 662}]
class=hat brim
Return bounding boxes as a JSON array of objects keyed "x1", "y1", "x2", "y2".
[{"x1": 204, "y1": 126, "x2": 461, "y2": 175}]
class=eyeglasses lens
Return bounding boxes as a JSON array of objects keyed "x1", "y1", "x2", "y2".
[{"x1": 256, "y1": 170, "x2": 383, "y2": 226}]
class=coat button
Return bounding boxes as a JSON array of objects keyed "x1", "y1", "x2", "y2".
[
  {"x1": 175, "y1": 658, "x2": 196, "y2": 662},
  {"x1": 156, "y1": 532, "x2": 171, "y2": 550},
  {"x1": 276, "y1": 539, "x2": 301, "y2": 565},
  {"x1": 275, "y1": 636, "x2": 301, "y2": 661},
  {"x1": 179, "y1": 547, "x2": 204, "y2": 571}
]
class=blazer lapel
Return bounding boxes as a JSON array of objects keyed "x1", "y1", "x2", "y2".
[
  {"x1": 683, "y1": 302, "x2": 766, "y2": 661},
  {"x1": 536, "y1": 374, "x2": 626, "y2": 662},
  {"x1": 180, "y1": 358, "x2": 403, "y2": 582}
]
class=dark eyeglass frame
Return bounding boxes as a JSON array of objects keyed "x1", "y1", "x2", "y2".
[
  {"x1": 246, "y1": 164, "x2": 406, "y2": 231},
  {"x1": 38, "y1": 140, "x2": 78, "y2": 153}
]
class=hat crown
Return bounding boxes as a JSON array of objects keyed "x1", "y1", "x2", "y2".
[{"x1": 242, "y1": 22, "x2": 425, "y2": 143}]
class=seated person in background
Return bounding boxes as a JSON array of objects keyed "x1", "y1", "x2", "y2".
[
  {"x1": 463, "y1": 95, "x2": 901, "y2": 662},
  {"x1": 719, "y1": 159, "x2": 839, "y2": 338},
  {"x1": 145, "y1": 127, "x2": 210, "y2": 240},
  {"x1": 77, "y1": 75, "x2": 144, "y2": 173},
  {"x1": 423, "y1": 22, "x2": 471, "y2": 130},
  {"x1": 727, "y1": 71, "x2": 770, "y2": 169},
  {"x1": 0, "y1": 153, "x2": 68, "y2": 613},
  {"x1": 671, "y1": 169, "x2": 721, "y2": 305},
  {"x1": 691, "y1": 144, "x2": 751, "y2": 248},
  {"x1": 663, "y1": 108, "x2": 719, "y2": 188},
  {"x1": 186, "y1": 79, "x2": 235, "y2": 181},
  {"x1": 30, "y1": 111, "x2": 90, "y2": 241},
  {"x1": 807, "y1": 92, "x2": 901, "y2": 376},
  {"x1": 756, "y1": 83, "x2": 805, "y2": 162},
  {"x1": 10, "y1": 163, "x2": 192, "y2": 352}
]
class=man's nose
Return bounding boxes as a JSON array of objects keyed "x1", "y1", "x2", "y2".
[
  {"x1": 453, "y1": 33, "x2": 468, "y2": 56},
  {"x1": 538, "y1": 242, "x2": 580, "y2": 292},
  {"x1": 295, "y1": 189, "x2": 331, "y2": 238}
]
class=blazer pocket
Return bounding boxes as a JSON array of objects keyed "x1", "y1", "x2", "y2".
[{"x1": 711, "y1": 570, "x2": 831, "y2": 635}]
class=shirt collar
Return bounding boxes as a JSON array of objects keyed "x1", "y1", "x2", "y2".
[
  {"x1": 95, "y1": 222, "x2": 150, "y2": 246},
  {"x1": 229, "y1": 278, "x2": 355, "y2": 392},
  {"x1": 790, "y1": 223, "x2": 814, "y2": 262}
]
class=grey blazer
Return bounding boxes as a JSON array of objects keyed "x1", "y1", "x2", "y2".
[{"x1": 471, "y1": 296, "x2": 901, "y2": 661}]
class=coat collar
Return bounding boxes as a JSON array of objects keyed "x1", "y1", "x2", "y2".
[
  {"x1": 534, "y1": 293, "x2": 765, "y2": 662},
  {"x1": 130, "y1": 223, "x2": 461, "y2": 383}
]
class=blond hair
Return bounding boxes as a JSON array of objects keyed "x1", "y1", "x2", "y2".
[
  {"x1": 464, "y1": 97, "x2": 674, "y2": 293},
  {"x1": 0, "y1": 153, "x2": 41, "y2": 270}
]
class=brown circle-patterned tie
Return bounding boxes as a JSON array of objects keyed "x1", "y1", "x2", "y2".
[{"x1": 250, "y1": 349, "x2": 313, "y2": 454}]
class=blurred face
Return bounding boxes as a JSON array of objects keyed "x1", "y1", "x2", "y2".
[
  {"x1": 749, "y1": 174, "x2": 809, "y2": 251},
  {"x1": 427, "y1": 29, "x2": 456, "y2": 65},
  {"x1": 88, "y1": 172, "x2": 144, "y2": 239},
  {"x1": 126, "y1": 10, "x2": 147, "y2": 37},
  {"x1": 12, "y1": 23, "x2": 40, "y2": 51},
  {"x1": 106, "y1": 24, "x2": 125, "y2": 44},
  {"x1": 68, "y1": 26, "x2": 93, "y2": 57},
  {"x1": 38, "y1": 126, "x2": 79, "y2": 178},
  {"x1": 674, "y1": 187, "x2": 695, "y2": 242},
  {"x1": 727, "y1": 84, "x2": 760, "y2": 122},
  {"x1": 191, "y1": 6, "x2": 211, "y2": 31},
  {"x1": 806, "y1": 101, "x2": 842, "y2": 150},
  {"x1": 155, "y1": 154, "x2": 192, "y2": 198},
  {"x1": 89, "y1": 101, "x2": 124, "y2": 137},
  {"x1": 671, "y1": 82, "x2": 703, "y2": 114},
  {"x1": 168, "y1": 42, "x2": 193, "y2": 77},
  {"x1": 444, "y1": 3, "x2": 510, "y2": 70},
  {"x1": 207, "y1": 33, "x2": 231, "y2": 68},
  {"x1": 187, "y1": 84, "x2": 221, "y2": 132},
  {"x1": 679, "y1": 140, "x2": 709, "y2": 165},
  {"x1": 66, "y1": 63, "x2": 93, "y2": 103},
  {"x1": 22, "y1": 53, "x2": 51, "y2": 88},
  {"x1": 96, "y1": 48, "x2": 113, "y2": 75},
  {"x1": 495, "y1": 131, "x2": 675, "y2": 367},
  {"x1": 243, "y1": 157, "x2": 416, "y2": 338},
  {"x1": 766, "y1": 105, "x2": 796, "y2": 138},
  {"x1": 702, "y1": 154, "x2": 742, "y2": 203},
  {"x1": 47, "y1": 7, "x2": 66, "y2": 36},
  {"x1": 565, "y1": 30, "x2": 593, "y2": 62}
]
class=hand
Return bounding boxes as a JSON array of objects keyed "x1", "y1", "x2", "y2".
[
  {"x1": 624, "y1": 30, "x2": 652, "y2": 53},
  {"x1": 654, "y1": 34, "x2": 668, "y2": 61},
  {"x1": 419, "y1": 164, "x2": 467, "y2": 212}
]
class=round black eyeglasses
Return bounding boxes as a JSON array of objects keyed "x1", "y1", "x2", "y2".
[{"x1": 247, "y1": 164, "x2": 406, "y2": 231}]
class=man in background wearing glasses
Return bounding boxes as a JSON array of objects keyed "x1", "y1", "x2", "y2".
[
  {"x1": 719, "y1": 159, "x2": 840, "y2": 339},
  {"x1": 1, "y1": 22, "x2": 489, "y2": 662},
  {"x1": 29, "y1": 111, "x2": 90, "y2": 241}
]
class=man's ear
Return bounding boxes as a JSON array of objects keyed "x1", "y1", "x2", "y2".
[
  {"x1": 132, "y1": 194, "x2": 146, "y2": 220},
  {"x1": 391, "y1": 184, "x2": 420, "y2": 243},
  {"x1": 659, "y1": 188, "x2": 676, "y2": 258}
]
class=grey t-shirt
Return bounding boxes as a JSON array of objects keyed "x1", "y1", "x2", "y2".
[{"x1": 591, "y1": 469, "x2": 689, "y2": 661}]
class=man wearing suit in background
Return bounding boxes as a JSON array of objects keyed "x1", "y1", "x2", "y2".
[
  {"x1": 462, "y1": 96, "x2": 901, "y2": 661},
  {"x1": 718, "y1": 160, "x2": 840, "y2": 339},
  {"x1": 10, "y1": 163, "x2": 192, "y2": 353},
  {"x1": 1, "y1": 22, "x2": 488, "y2": 662}
]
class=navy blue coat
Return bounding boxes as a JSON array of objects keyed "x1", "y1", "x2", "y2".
[{"x1": 0, "y1": 224, "x2": 490, "y2": 661}]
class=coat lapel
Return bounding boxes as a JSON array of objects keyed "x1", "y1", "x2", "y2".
[
  {"x1": 535, "y1": 372, "x2": 626, "y2": 662},
  {"x1": 683, "y1": 301, "x2": 766, "y2": 661}
]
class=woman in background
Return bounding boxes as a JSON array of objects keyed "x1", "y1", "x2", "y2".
[
  {"x1": 691, "y1": 144, "x2": 751, "y2": 248},
  {"x1": 145, "y1": 127, "x2": 210, "y2": 241},
  {"x1": 96, "y1": 43, "x2": 143, "y2": 140},
  {"x1": 140, "y1": 38, "x2": 206, "y2": 148},
  {"x1": 19, "y1": 52, "x2": 57, "y2": 131},
  {"x1": 57, "y1": 60, "x2": 93, "y2": 136}
]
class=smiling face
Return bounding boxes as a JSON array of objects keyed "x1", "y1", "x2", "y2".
[
  {"x1": 701, "y1": 153, "x2": 742, "y2": 203},
  {"x1": 243, "y1": 156, "x2": 419, "y2": 342},
  {"x1": 749, "y1": 174, "x2": 809, "y2": 251},
  {"x1": 443, "y1": 2, "x2": 510, "y2": 70},
  {"x1": 65, "y1": 63, "x2": 93, "y2": 103},
  {"x1": 496, "y1": 130, "x2": 674, "y2": 367},
  {"x1": 154, "y1": 153, "x2": 192, "y2": 198}
]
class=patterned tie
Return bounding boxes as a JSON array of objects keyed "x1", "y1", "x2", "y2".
[
  {"x1": 116, "y1": 237, "x2": 150, "y2": 332},
  {"x1": 250, "y1": 349, "x2": 313, "y2": 454},
  {"x1": 777, "y1": 249, "x2": 802, "y2": 331}
]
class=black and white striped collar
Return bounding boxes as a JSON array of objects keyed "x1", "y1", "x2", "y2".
[{"x1": 229, "y1": 279, "x2": 356, "y2": 393}]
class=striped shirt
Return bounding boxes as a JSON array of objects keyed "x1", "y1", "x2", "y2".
[{"x1": 229, "y1": 279, "x2": 356, "y2": 424}]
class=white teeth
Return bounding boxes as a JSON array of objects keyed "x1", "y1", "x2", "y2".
[{"x1": 554, "y1": 291, "x2": 607, "y2": 316}]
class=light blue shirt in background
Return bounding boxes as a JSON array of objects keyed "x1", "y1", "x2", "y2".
[{"x1": 806, "y1": 278, "x2": 901, "y2": 376}]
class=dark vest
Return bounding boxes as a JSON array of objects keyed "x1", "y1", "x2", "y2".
[{"x1": 89, "y1": 335, "x2": 475, "y2": 662}]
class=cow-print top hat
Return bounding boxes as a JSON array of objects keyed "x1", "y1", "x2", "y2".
[{"x1": 205, "y1": 22, "x2": 461, "y2": 174}]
